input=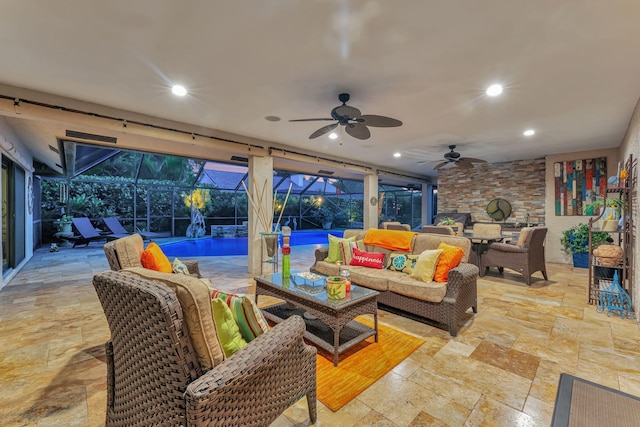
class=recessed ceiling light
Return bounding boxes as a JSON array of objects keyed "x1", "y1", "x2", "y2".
[
  {"x1": 328, "y1": 132, "x2": 338, "y2": 140},
  {"x1": 393, "y1": 152, "x2": 401, "y2": 158},
  {"x1": 171, "y1": 85, "x2": 187, "y2": 96},
  {"x1": 486, "y1": 84, "x2": 503, "y2": 97},
  {"x1": 523, "y1": 129, "x2": 535, "y2": 136}
]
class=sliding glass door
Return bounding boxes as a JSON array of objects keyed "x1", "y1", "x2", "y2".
[{"x1": 2, "y1": 155, "x2": 26, "y2": 274}]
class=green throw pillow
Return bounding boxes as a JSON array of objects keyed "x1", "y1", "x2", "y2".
[
  {"x1": 325, "y1": 235, "x2": 356, "y2": 263},
  {"x1": 211, "y1": 297, "x2": 248, "y2": 358},
  {"x1": 211, "y1": 290, "x2": 269, "y2": 342}
]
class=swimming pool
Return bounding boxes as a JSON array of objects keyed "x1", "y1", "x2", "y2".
[{"x1": 161, "y1": 230, "x2": 342, "y2": 257}]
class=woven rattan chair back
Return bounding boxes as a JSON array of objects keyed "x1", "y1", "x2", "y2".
[
  {"x1": 421, "y1": 225, "x2": 455, "y2": 235},
  {"x1": 472, "y1": 223, "x2": 502, "y2": 236},
  {"x1": 386, "y1": 223, "x2": 411, "y2": 231},
  {"x1": 94, "y1": 271, "x2": 200, "y2": 426}
]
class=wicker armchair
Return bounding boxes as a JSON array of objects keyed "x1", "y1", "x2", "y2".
[
  {"x1": 93, "y1": 270, "x2": 317, "y2": 426},
  {"x1": 103, "y1": 233, "x2": 201, "y2": 277},
  {"x1": 481, "y1": 227, "x2": 549, "y2": 285},
  {"x1": 381, "y1": 221, "x2": 401, "y2": 229},
  {"x1": 421, "y1": 225, "x2": 455, "y2": 235},
  {"x1": 385, "y1": 223, "x2": 411, "y2": 231}
]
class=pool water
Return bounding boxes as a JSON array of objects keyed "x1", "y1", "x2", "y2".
[{"x1": 161, "y1": 230, "x2": 342, "y2": 257}]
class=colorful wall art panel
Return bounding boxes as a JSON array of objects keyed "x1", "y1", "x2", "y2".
[{"x1": 554, "y1": 157, "x2": 606, "y2": 216}]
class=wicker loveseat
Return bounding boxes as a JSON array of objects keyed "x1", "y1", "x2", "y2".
[{"x1": 311, "y1": 229, "x2": 479, "y2": 336}]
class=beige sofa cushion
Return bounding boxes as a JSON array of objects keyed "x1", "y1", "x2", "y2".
[
  {"x1": 314, "y1": 260, "x2": 342, "y2": 278},
  {"x1": 387, "y1": 274, "x2": 447, "y2": 303},
  {"x1": 348, "y1": 266, "x2": 391, "y2": 291},
  {"x1": 516, "y1": 227, "x2": 533, "y2": 247},
  {"x1": 344, "y1": 229, "x2": 367, "y2": 241},
  {"x1": 120, "y1": 267, "x2": 224, "y2": 370},
  {"x1": 413, "y1": 234, "x2": 470, "y2": 263},
  {"x1": 114, "y1": 234, "x2": 144, "y2": 268}
]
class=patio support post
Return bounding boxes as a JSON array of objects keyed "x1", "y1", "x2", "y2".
[
  {"x1": 423, "y1": 183, "x2": 433, "y2": 225},
  {"x1": 363, "y1": 173, "x2": 379, "y2": 229},
  {"x1": 247, "y1": 155, "x2": 274, "y2": 274}
]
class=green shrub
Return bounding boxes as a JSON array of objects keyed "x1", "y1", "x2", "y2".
[{"x1": 560, "y1": 223, "x2": 609, "y2": 254}]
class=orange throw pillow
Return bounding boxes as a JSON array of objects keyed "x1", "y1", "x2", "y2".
[
  {"x1": 140, "y1": 242, "x2": 172, "y2": 273},
  {"x1": 433, "y1": 242, "x2": 464, "y2": 283}
]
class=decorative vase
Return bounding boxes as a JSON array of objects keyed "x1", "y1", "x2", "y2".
[
  {"x1": 326, "y1": 276, "x2": 346, "y2": 299},
  {"x1": 264, "y1": 234, "x2": 278, "y2": 257},
  {"x1": 282, "y1": 236, "x2": 291, "y2": 278}
]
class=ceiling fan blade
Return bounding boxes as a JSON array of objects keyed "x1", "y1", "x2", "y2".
[
  {"x1": 433, "y1": 161, "x2": 450, "y2": 170},
  {"x1": 334, "y1": 105, "x2": 362, "y2": 119},
  {"x1": 360, "y1": 115, "x2": 403, "y2": 127},
  {"x1": 289, "y1": 118, "x2": 334, "y2": 122},
  {"x1": 345, "y1": 123, "x2": 370, "y2": 140},
  {"x1": 456, "y1": 159, "x2": 474, "y2": 169},
  {"x1": 460, "y1": 157, "x2": 486, "y2": 163},
  {"x1": 309, "y1": 123, "x2": 339, "y2": 139}
]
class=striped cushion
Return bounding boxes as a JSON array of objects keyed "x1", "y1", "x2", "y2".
[
  {"x1": 340, "y1": 239, "x2": 365, "y2": 265},
  {"x1": 211, "y1": 290, "x2": 269, "y2": 342}
]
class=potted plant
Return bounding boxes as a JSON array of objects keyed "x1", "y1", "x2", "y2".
[
  {"x1": 313, "y1": 206, "x2": 334, "y2": 230},
  {"x1": 585, "y1": 196, "x2": 626, "y2": 219},
  {"x1": 560, "y1": 223, "x2": 609, "y2": 268},
  {"x1": 437, "y1": 216, "x2": 458, "y2": 232},
  {"x1": 57, "y1": 214, "x2": 73, "y2": 233}
]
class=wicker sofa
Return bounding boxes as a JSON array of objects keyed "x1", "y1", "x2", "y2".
[{"x1": 311, "y1": 229, "x2": 479, "y2": 336}]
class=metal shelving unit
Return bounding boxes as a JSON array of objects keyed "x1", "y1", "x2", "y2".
[{"x1": 588, "y1": 155, "x2": 635, "y2": 312}]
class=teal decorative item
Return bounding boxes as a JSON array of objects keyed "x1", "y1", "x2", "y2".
[{"x1": 597, "y1": 271, "x2": 633, "y2": 319}]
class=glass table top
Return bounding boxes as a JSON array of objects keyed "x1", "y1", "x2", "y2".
[{"x1": 255, "y1": 270, "x2": 379, "y2": 308}]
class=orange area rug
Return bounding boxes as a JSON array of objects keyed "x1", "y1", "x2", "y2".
[{"x1": 316, "y1": 317, "x2": 425, "y2": 411}]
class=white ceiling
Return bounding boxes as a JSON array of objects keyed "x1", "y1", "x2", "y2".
[{"x1": 1, "y1": 0, "x2": 640, "y2": 181}]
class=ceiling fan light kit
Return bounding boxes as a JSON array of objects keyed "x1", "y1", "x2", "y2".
[{"x1": 290, "y1": 93, "x2": 402, "y2": 140}]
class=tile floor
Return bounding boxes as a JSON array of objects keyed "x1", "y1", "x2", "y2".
[{"x1": 1, "y1": 240, "x2": 640, "y2": 426}]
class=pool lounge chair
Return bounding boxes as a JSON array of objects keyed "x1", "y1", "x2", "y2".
[
  {"x1": 103, "y1": 217, "x2": 163, "y2": 241},
  {"x1": 68, "y1": 217, "x2": 117, "y2": 248}
]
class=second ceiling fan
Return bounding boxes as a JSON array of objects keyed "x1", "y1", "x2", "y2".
[
  {"x1": 290, "y1": 93, "x2": 402, "y2": 140},
  {"x1": 433, "y1": 145, "x2": 487, "y2": 170}
]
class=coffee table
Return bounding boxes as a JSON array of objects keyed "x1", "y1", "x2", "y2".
[{"x1": 255, "y1": 270, "x2": 379, "y2": 366}]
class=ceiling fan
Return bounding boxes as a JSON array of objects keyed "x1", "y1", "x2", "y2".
[
  {"x1": 289, "y1": 93, "x2": 402, "y2": 140},
  {"x1": 430, "y1": 145, "x2": 487, "y2": 170}
]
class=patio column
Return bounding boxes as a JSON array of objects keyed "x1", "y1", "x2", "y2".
[
  {"x1": 423, "y1": 183, "x2": 433, "y2": 225},
  {"x1": 247, "y1": 156, "x2": 274, "y2": 275},
  {"x1": 363, "y1": 173, "x2": 379, "y2": 229}
]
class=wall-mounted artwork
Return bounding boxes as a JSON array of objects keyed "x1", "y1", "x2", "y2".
[{"x1": 554, "y1": 157, "x2": 606, "y2": 216}]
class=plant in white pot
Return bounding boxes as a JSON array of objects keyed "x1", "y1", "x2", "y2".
[{"x1": 57, "y1": 214, "x2": 73, "y2": 234}]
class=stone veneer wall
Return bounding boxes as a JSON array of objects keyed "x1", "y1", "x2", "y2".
[{"x1": 437, "y1": 158, "x2": 546, "y2": 226}]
